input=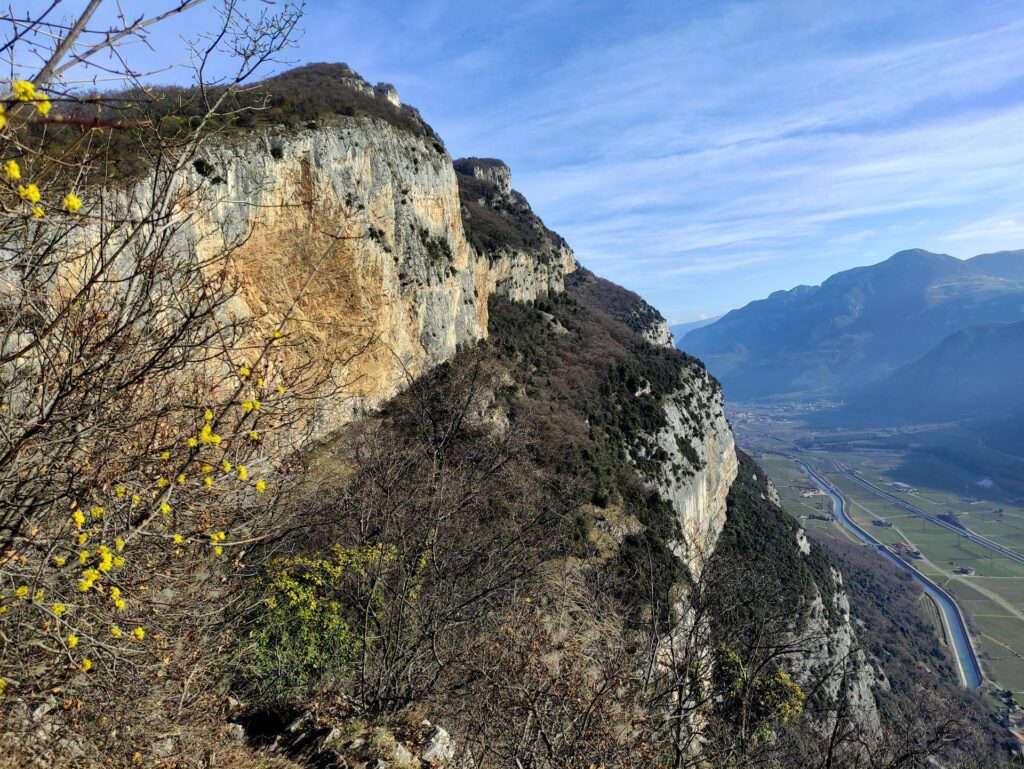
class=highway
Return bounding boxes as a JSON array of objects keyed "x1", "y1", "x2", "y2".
[
  {"x1": 815, "y1": 455, "x2": 1024, "y2": 567},
  {"x1": 797, "y1": 461, "x2": 984, "y2": 690},
  {"x1": 762, "y1": 430, "x2": 1024, "y2": 567}
]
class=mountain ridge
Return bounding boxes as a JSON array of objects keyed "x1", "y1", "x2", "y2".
[{"x1": 681, "y1": 248, "x2": 1024, "y2": 401}]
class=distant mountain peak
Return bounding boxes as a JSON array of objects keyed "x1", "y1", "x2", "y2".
[
  {"x1": 887, "y1": 248, "x2": 950, "y2": 262},
  {"x1": 682, "y1": 246, "x2": 1024, "y2": 401}
]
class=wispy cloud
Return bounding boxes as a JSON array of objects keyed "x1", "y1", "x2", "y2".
[{"x1": 124, "y1": 0, "x2": 1024, "y2": 321}]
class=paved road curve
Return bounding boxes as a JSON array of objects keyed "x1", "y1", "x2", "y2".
[
  {"x1": 763, "y1": 430, "x2": 1024, "y2": 567},
  {"x1": 798, "y1": 460, "x2": 984, "y2": 690},
  {"x1": 819, "y1": 456, "x2": 1024, "y2": 567}
]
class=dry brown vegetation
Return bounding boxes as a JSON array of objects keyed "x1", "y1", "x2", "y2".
[{"x1": 0, "y1": 3, "x2": 1016, "y2": 768}]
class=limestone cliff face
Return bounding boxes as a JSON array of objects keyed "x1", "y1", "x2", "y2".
[
  {"x1": 652, "y1": 375, "x2": 738, "y2": 556},
  {"x1": 178, "y1": 112, "x2": 572, "y2": 428},
  {"x1": 610, "y1": 292, "x2": 738, "y2": 556},
  {"x1": 794, "y1": 572, "x2": 881, "y2": 733},
  {"x1": 755, "y1": 474, "x2": 881, "y2": 731}
]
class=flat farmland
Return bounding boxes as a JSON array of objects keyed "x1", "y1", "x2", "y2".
[{"x1": 752, "y1": 446, "x2": 1024, "y2": 693}]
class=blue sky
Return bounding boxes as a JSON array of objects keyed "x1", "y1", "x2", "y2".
[{"x1": 45, "y1": 0, "x2": 1024, "y2": 322}]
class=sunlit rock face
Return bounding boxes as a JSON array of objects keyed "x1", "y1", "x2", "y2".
[{"x1": 174, "y1": 118, "x2": 573, "y2": 430}]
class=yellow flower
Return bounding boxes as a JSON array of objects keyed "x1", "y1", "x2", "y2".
[
  {"x1": 33, "y1": 589, "x2": 44, "y2": 602},
  {"x1": 72, "y1": 510, "x2": 85, "y2": 529},
  {"x1": 53, "y1": 556, "x2": 66, "y2": 568},
  {"x1": 12, "y1": 80, "x2": 37, "y2": 101},
  {"x1": 277, "y1": 385, "x2": 285, "y2": 395},
  {"x1": 133, "y1": 627, "x2": 145, "y2": 641},
  {"x1": 204, "y1": 409, "x2": 213, "y2": 422},
  {"x1": 61, "y1": 192, "x2": 82, "y2": 214},
  {"x1": 156, "y1": 477, "x2": 169, "y2": 488},
  {"x1": 187, "y1": 437, "x2": 198, "y2": 448},
  {"x1": 252, "y1": 399, "x2": 261, "y2": 411},
  {"x1": 161, "y1": 451, "x2": 170, "y2": 461},
  {"x1": 176, "y1": 474, "x2": 186, "y2": 485},
  {"x1": 0, "y1": 105, "x2": 6, "y2": 129},
  {"x1": 214, "y1": 546, "x2": 224, "y2": 556},
  {"x1": 52, "y1": 603, "x2": 66, "y2": 616},
  {"x1": 3, "y1": 159, "x2": 20, "y2": 180},
  {"x1": 257, "y1": 377, "x2": 264, "y2": 387},
  {"x1": 18, "y1": 184, "x2": 40, "y2": 203},
  {"x1": 203, "y1": 476, "x2": 213, "y2": 488},
  {"x1": 91, "y1": 505, "x2": 104, "y2": 519},
  {"x1": 67, "y1": 634, "x2": 79, "y2": 649},
  {"x1": 31, "y1": 205, "x2": 43, "y2": 218},
  {"x1": 272, "y1": 329, "x2": 283, "y2": 339},
  {"x1": 132, "y1": 494, "x2": 141, "y2": 505},
  {"x1": 160, "y1": 502, "x2": 171, "y2": 515},
  {"x1": 109, "y1": 587, "x2": 121, "y2": 600},
  {"x1": 35, "y1": 95, "x2": 51, "y2": 117},
  {"x1": 210, "y1": 433, "x2": 222, "y2": 447},
  {"x1": 79, "y1": 658, "x2": 92, "y2": 673},
  {"x1": 249, "y1": 431, "x2": 259, "y2": 440},
  {"x1": 202, "y1": 464, "x2": 213, "y2": 474},
  {"x1": 255, "y1": 480, "x2": 266, "y2": 494},
  {"x1": 79, "y1": 550, "x2": 89, "y2": 564},
  {"x1": 14, "y1": 586, "x2": 28, "y2": 599},
  {"x1": 173, "y1": 534, "x2": 183, "y2": 545},
  {"x1": 222, "y1": 460, "x2": 232, "y2": 473},
  {"x1": 114, "y1": 598, "x2": 126, "y2": 611},
  {"x1": 77, "y1": 533, "x2": 88, "y2": 545},
  {"x1": 241, "y1": 401, "x2": 254, "y2": 413},
  {"x1": 116, "y1": 485, "x2": 126, "y2": 498},
  {"x1": 237, "y1": 465, "x2": 248, "y2": 481},
  {"x1": 114, "y1": 537, "x2": 124, "y2": 553},
  {"x1": 239, "y1": 366, "x2": 250, "y2": 378},
  {"x1": 113, "y1": 556, "x2": 124, "y2": 567},
  {"x1": 111, "y1": 626, "x2": 122, "y2": 638}
]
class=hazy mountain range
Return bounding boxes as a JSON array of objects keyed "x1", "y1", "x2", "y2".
[
  {"x1": 681, "y1": 249, "x2": 1024, "y2": 407},
  {"x1": 669, "y1": 316, "x2": 721, "y2": 340},
  {"x1": 847, "y1": 318, "x2": 1024, "y2": 423}
]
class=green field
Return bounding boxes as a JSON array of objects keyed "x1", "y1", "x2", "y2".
[{"x1": 752, "y1": 446, "x2": 1024, "y2": 693}]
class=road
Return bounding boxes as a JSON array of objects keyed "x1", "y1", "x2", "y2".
[
  {"x1": 797, "y1": 461, "x2": 984, "y2": 690},
  {"x1": 762, "y1": 430, "x2": 1024, "y2": 567},
  {"x1": 817, "y1": 455, "x2": 1024, "y2": 567}
]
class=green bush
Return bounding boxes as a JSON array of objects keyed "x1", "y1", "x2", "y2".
[{"x1": 238, "y1": 543, "x2": 394, "y2": 698}]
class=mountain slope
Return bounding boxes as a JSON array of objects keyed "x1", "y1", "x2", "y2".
[
  {"x1": 848, "y1": 319, "x2": 1024, "y2": 422},
  {"x1": 682, "y1": 249, "x2": 1024, "y2": 401},
  {"x1": 968, "y1": 249, "x2": 1024, "y2": 281}
]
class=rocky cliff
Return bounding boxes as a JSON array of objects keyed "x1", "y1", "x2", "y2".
[
  {"x1": 166, "y1": 73, "x2": 573, "y2": 428},
  {"x1": 167, "y1": 63, "x2": 875, "y2": 730}
]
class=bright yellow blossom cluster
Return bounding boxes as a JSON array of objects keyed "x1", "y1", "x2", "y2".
[
  {"x1": 3, "y1": 390, "x2": 288, "y2": 698},
  {"x1": 62, "y1": 193, "x2": 82, "y2": 214},
  {"x1": 11, "y1": 79, "x2": 51, "y2": 115}
]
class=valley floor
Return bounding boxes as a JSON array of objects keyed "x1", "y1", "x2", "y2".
[{"x1": 732, "y1": 405, "x2": 1024, "y2": 741}]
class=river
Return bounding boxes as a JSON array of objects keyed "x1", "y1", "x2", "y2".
[{"x1": 797, "y1": 460, "x2": 983, "y2": 690}]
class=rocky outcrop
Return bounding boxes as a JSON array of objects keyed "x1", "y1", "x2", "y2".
[
  {"x1": 643, "y1": 319, "x2": 675, "y2": 349},
  {"x1": 757, "y1": 475, "x2": 880, "y2": 732},
  {"x1": 454, "y1": 157, "x2": 512, "y2": 195},
  {"x1": 173, "y1": 113, "x2": 572, "y2": 430},
  {"x1": 235, "y1": 705, "x2": 457, "y2": 768},
  {"x1": 793, "y1": 571, "x2": 881, "y2": 734},
  {"x1": 649, "y1": 373, "x2": 737, "y2": 557}
]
